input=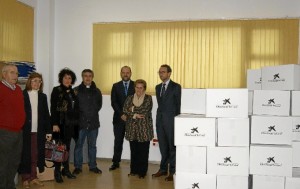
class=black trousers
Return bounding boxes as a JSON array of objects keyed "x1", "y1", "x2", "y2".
[
  {"x1": 129, "y1": 140, "x2": 150, "y2": 176},
  {"x1": 0, "y1": 129, "x2": 22, "y2": 189},
  {"x1": 156, "y1": 112, "x2": 176, "y2": 174},
  {"x1": 112, "y1": 122, "x2": 126, "y2": 164}
]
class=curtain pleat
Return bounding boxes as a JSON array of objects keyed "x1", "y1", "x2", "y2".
[
  {"x1": 0, "y1": 0, "x2": 33, "y2": 62},
  {"x1": 93, "y1": 19, "x2": 299, "y2": 94}
]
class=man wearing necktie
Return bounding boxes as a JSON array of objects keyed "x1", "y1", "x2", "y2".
[
  {"x1": 109, "y1": 66, "x2": 134, "y2": 171},
  {"x1": 124, "y1": 82, "x2": 128, "y2": 96},
  {"x1": 153, "y1": 64, "x2": 181, "y2": 181}
]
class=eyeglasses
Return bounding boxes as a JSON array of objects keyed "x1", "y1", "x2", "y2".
[{"x1": 31, "y1": 79, "x2": 42, "y2": 84}]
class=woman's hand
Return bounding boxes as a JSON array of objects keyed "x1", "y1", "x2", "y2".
[
  {"x1": 121, "y1": 114, "x2": 127, "y2": 121},
  {"x1": 135, "y1": 114, "x2": 145, "y2": 119},
  {"x1": 46, "y1": 134, "x2": 52, "y2": 141},
  {"x1": 53, "y1": 125, "x2": 60, "y2": 132}
]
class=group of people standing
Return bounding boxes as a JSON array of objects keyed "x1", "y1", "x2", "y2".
[
  {"x1": 109, "y1": 65, "x2": 181, "y2": 181},
  {"x1": 0, "y1": 63, "x2": 181, "y2": 189}
]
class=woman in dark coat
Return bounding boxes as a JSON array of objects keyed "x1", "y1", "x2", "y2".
[
  {"x1": 19, "y1": 72, "x2": 52, "y2": 188},
  {"x1": 50, "y1": 68, "x2": 78, "y2": 183}
]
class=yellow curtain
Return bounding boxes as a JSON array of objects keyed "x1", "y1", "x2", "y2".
[
  {"x1": 0, "y1": 0, "x2": 34, "y2": 62},
  {"x1": 93, "y1": 19, "x2": 299, "y2": 94}
]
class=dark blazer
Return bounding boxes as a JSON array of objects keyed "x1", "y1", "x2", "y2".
[
  {"x1": 19, "y1": 90, "x2": 52, "y2": 174},
  {"x1": 111, "y1": 80, "x2": 135, "y2": 125},
  {"x1": 155, "y1": 80, "x2": 181, "y2": 116}
]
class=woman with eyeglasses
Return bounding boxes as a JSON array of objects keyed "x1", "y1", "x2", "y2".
[
  {"x1": 123, "y1": 79, "x2": 154, "y2": 179},
  {"x1": 18, "y1": 72, "x2": 52, "y2": 188}
]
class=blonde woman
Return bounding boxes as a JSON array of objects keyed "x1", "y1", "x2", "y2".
[{"x1": 19, "y1": 72, "x2": 52, "y2": 188}]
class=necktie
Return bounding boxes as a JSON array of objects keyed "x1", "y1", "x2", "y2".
[
  {"x1": 161, "y1": 83, "x2": 166, "y2": 97},
  {"x1": 124, "y1": 82, "x2": 128, "y2": 96}
]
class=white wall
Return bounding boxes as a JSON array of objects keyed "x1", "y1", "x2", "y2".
[{"x1": 18, "y1": 0, "x2": 300, "y2": 161}]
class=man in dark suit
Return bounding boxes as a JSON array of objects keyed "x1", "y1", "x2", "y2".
[
  {"x1": 152, "y1": 64, "x2": 181, "y2": 181},
  {"x1": 109, "y1": 66, "x2": 135, "y2": 171}
]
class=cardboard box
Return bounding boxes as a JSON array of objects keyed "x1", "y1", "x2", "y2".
[
  {"x1": 251, "y1": 116, "x2": 293, "y2": 145},
  {"x1": 176, "y1": 146, "x2": 207, "y2": 174},
  {"x1": 250, "y1": 145, "x2": 293, "y2": 177},
  {"x1": 291, "y1": 91, "x2": 300, "y2": 116},
  {"x1": 217, "y1": 175, "x2": 249, "y2": 189},
  {"x1": 252, "y1": 90, "x2": 290, "y2": 116},
  {"x1": 175, "y1": 114, "x2": 216, "y2": 147},
  {"x1": 181, "y1": 88, "x2": 206, "y2": 114},
  {"x1": 175, "y1": 172, "x2": 216, "y2": 189},
  {"x1": 261, "y1": 64, "x2": 300, "y2": 90},
  {"x1": 206, "y1": 89, "x2": 248, "y2": 118},
  {"x1": 285, "y1": 176, "x2": 300, "y2": 189},
  {"x1": 37, "y1": 161, "x2": 54, "y2": 181},
  {"x1": 249, "y1": 90, "x2": 253, "y2": 115},
  {"x1": 207, "y1": 147, "x2": 249, "y2": 176},
  {"x1": 292, "y1": 117, "x2": 300, "y2": 141},
  {"x1": 217, "y1": 118, "x2": 249, "y2": 147},
  {"x1": 252, "y1": 175, "x2": 285, "y2": 189},
  {"x1": 292, "y1": 142, "x2": 300, "y2": 167},
  {"x1": 247, "y1": 69, "x2": 262, "y2": 90}
]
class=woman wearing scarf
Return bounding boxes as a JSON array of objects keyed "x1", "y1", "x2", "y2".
[
  {"x1": 50, "y1": 68, "x2": 78, "y2": 183},
  {"x1": 123, "y1": 79, "x2": 154, "y2": 179}
]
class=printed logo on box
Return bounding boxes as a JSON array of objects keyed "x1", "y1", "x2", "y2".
[
  {"x1": 184, "y1": 127, "x2": 206, "y2": 137},
  {"x1": 181, "y1": 183, "x2": 200, "y2": 189},
  {"x1": 261, "y1": 125, "x2": 283, "y2": 136},
  {"x1": 259, "y1": 157, "x2": 282, "y2": 167},
  {"x1": 255, "y1": 77, "x2": 262, "y2": 84},
  {"x1": 293, "y1": 124, "x2": 300, "y2": 133},
  {"x1": 267, "y1": 73, "x2": 286, "y2": 83},
  {"x1": 261, "y1": 98, "x2": 282, "y2": 108},
  {"x1": 191, "y1": 183, "x2": 199, "y2": 189},
  {"x1": 215, "y1": 98, "x2": 238, "y2": 109},
  {"x1": 217, "y1": 156, "x2": 239, "y2": 167}
]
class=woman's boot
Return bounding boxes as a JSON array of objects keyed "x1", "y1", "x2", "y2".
[{"x1": 54, "y1": 163, "x2": 63, "y2": 183}]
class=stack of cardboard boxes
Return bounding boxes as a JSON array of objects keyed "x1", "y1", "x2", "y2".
[
  {"x1": 248, "y1": 64, "x2": 300, "y2": 189},
  {"x1": 175, "y1": 88, "x2": 249, "y2": 189}
]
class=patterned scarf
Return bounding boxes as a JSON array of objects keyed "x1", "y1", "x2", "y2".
[{"x1": 133, "y1": 93, "x2": 145, "y2": 107}]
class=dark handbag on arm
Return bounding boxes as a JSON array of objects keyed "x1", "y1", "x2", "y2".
[{"x1": 45, "y1": 140, "x2": 69, "y2": 162}]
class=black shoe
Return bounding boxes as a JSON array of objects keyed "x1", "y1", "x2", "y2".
[
  {"x1": 54, "y1": 171, "x2": 63, "y2": 183},
  {"x1": 90, "y1": 167, "x2": 102, "y2": 174},
  {"x1": 138, "y1": 174, "x2": 146, "y2": 179},
  {"x1": 128, "y1": 173, "x2": 137, "y2": 177},
  {"x1": 109, "y1": 163, "x2": 120, "y2": 171},
  {"x1": 61, "y1": 168, "x2": 76, "y2": 179},
  {"x1": 72, "y1": 168, "x2": 82, "y2": 175}
]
